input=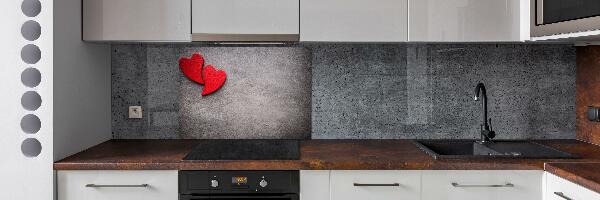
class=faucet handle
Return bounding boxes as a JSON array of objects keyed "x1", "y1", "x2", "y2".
[{"x1": 488, "y1": 118, "x2": 496, "y2": 139}]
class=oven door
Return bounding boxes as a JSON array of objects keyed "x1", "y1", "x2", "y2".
[
  {"x1": 180, "y1": 194, "x2": 299, "y2": 200},
  {"x1": 532, "y1": 0, "x2": 600, "y2": 37}
]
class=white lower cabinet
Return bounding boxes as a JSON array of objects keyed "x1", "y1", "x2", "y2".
[
  {"x1": 57, "y1": 170, "x2": 178, "y2": 200},
  {"x1": 330, "y1": 170, "x2": 421, "y2": 200},
  {"x1": 545, "y1": 172, "x2": 600, "y2": 200},
  {"x1": 421, "y1": 170, "x2": 543, "y2": 200},
  {"x1": 301, "y1": 170, "x2": 331, "y2": 200}
]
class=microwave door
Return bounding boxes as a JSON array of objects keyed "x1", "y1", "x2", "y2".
[{"x1": 538, "y1": 0, "x2": 600, "y2": 25}]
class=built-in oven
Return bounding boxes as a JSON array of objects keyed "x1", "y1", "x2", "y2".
[
  {"x1": 179, "y1": 171, "x2": 299, "y2": 200},
  {"x1": 532, "y1": 0, "x2": 600, "y2": 37}
]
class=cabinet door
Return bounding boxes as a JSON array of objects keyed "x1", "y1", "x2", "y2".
[
  {"x1": 82, "y1": 0, "x2": 191, "y2": 41},
  {"x1": 330, "y1": 170, "x2": 420, "y2": 200},
  {"x1": 409, "y1": 0, "x2": 529, "y2": 42},
  {"x1": 421, "y1": 170, "x2": 543, "y2": 200},
  {"x1": 545, "y1": 172, "x2": 600, "y2": 200},
  {"x1": 191, "y1": 0, "x2": 299, "y2": 41},
  {"x1": 300, "y1": 170, "x2": 331, "y2": 200},
  {"x1": 300, "y1": 0, "x2": 408, "y2": 42},
  {"x1": 57, "y1": 170, "x2": 178, "y2": 200}
]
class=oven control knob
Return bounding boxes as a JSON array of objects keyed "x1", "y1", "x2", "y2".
[
  {"x1": 259, "y1": 179, "x2": 268, "y2": 188},
  {"x1": 211, "y1": 180, "x2": 219, "y2": 188}
]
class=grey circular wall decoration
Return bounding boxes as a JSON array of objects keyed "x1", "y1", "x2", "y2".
[
  {"x1": 21, "y1": 44, "x2": 41, "y2": 64},
  {"x1": 20, "y1": 114, "x2": 41, "y2": 134},
  {"x1": 21, "y1": 68, "x2": 41, "y2": 88},
  {"x1": 21, "y1": 20, "x2": 41, "y2": 41},
  {"x1": 21, "y1": 91, "x2": 42, "y2": 111},
  {"x1": 21, "y1": 0, "x2": 44, "y2": 160},
  {"x1": 21, "y1": 0, "x2": 41, "y2": 17},
  {"x1": 21, "y1": 138, "x2": 42, "y2": 157}
]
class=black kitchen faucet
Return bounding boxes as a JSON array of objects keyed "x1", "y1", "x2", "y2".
[{"x1": 474, "y1": 82, "x2": 495, "y2": 143}]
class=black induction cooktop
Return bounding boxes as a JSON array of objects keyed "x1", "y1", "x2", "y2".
[{"x1": 182, "y1": 139, "x2": 300, "y2": 160}]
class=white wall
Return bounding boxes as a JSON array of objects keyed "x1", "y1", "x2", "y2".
[
  {"x1": 53, "y1": 0, "x2": 112, "y2": 161},
  {"x1": 0, "y1": 0, "x2": 53, "y2": 199}
]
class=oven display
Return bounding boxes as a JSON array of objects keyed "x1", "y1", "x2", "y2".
[{"x1": 232, "y1": 176, "x2": 248, "y2": 185}]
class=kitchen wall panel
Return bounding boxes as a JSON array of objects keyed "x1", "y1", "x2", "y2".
[
  {"x1": 112, "y1": 45, "x2": 311, "y2": 139},
  {"x1": 310, "y1": 44, "x2": 575, "y2": 139},
  {"x1": 576, "y1": 46, "x2": 600, "y2": 145},
  {"x1": 112, "y1": 44, "x2": 575, "y2": 139}
]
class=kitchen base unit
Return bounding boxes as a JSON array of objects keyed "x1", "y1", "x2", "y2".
[
  {"x1": 300, "y1": 170, "x2": 546, "y2": 200},
  {"x1": 57, "y1": 170, "x2": 178, "y2": 200},
  {"x1": 421, "y1": 170, "x2": 543, "y2": 200},
  {"x1": 545, "y1": 172, "x2": 600, "y2": 200}
]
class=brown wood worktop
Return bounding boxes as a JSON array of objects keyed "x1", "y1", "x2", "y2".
[
  {"x1": 545, "y1": 162, "x2": 600, "y2": 194},
  {"x1": 54, "y1": 139, "x2": 600, "y2": 171}
]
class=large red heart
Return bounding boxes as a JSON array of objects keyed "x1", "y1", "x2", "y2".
[
  {"x1": 201, "y1": 65, "x2": 227, "y2": 96},
  {"x1": 179, "y1": 53, "x2": 205, "y2": 84}
]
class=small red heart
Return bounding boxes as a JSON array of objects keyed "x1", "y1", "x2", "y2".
[
  {"x1": 201, "y1": 65, "x2": 227, "y2": 96},
  {"x1": 179, "y1": 53, "x2": 205, "y2": 84}
]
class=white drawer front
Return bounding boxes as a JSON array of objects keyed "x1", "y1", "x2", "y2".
[
  {"x1": 301, "y1": 170, "x2": 331, "y2": 200},
  {"x1": 330, "y1": 170, "x2": 421, "y2": 200},
  {"x1": 57, "y1": 170, "x2": 178, "y2": 200},
  {"x1": 545, "y1": 172, "x2": 600, "y2": 200},
  {"x1": 422, "y1": 170, "x2": 543, "y2": 200}
]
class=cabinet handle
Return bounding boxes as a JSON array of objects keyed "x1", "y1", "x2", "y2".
[
  {"x1": 85, "y1": 184, "x2": 149, "y2": 188},
  {"x1": 553, "y1": 192, "x2": 573, "y2": 200},
  {"x1": 451, "y1": 182, "x2": 514, "y2": 188},
  {"x1": 353, "y1": 183, "x2": 400, "y2": 187}
]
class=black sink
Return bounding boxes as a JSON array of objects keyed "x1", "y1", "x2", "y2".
[{"x1": 413, "y1": 140, "x2": 577, "y2": 160}]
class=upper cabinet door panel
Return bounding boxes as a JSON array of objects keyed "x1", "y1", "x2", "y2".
[
  {"x1": 300, "y1": 0, "x2": 408, "y2": 42},
  {"x1": 192, "y1": 0, "x2": 299, "y2": 35},
  {"x1": 83, "y1": 0, "x2": 191, "y2": 42},
  {"x1": 409, "y1": 0, "x2": 529, "y2": 42}
]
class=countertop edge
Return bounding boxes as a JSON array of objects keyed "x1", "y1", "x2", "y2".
[{"x1": 545, "y1": 162, "x2": 600, "y2": 194}]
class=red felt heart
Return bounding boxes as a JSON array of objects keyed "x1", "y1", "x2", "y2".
[
  {"x1": 179, "y1": 53, "x2": 205, "y2": 84},
  {"x1": 201, "y1": 65, "x2": 227, "y2": 96}
]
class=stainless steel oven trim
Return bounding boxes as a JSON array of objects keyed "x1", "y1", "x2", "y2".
[{"x1": 532, "y1": 0, "x2": 600, "y2": 37}]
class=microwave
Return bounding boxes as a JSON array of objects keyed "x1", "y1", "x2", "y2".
[{"x1": 532, "y1": 0, "x2": 600, "y2": 37}]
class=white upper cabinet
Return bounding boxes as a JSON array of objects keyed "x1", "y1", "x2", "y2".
[
  {"x1": 191, "y1": 0, "x2": 300, "y2": 41},
  {"x1": 82, "y1": 0, "x2": 191, "y2": 42},
  {"x1": 300, "y1": 0, "x2": 408, "y2": 42},
  {"x1": 409, "y1": 0, "x2": 530, "y2": 42}
]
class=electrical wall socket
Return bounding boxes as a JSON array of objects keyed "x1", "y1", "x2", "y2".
[{"x1": 129, "y1": 106, "x2": 143, "y2": 119}]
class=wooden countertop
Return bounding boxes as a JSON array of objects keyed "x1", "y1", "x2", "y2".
[
  {"x1": 54, "y1": 139, "x2": 600, "y2": 194},
  {"x1": 54, "y1": 139, "x2": 600, "y2": 170},
  {"x1": 545, "y1": 162, "x2": 600, "y2": 194}
]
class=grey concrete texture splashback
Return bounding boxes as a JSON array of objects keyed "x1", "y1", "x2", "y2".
[
  {"x1": 112, "y1": 43, "x2": 576, "y2": 140},
  {"x1": 112, "y1": 45, "x2": 312, "y2": 139},
  {"x1": 310, "y1": 44, "x2": 575, "y2": 139}
]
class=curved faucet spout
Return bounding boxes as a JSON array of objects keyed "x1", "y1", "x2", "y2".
[{"x1": 474, "y1": 83, "x2": 494, "y2": 142}]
